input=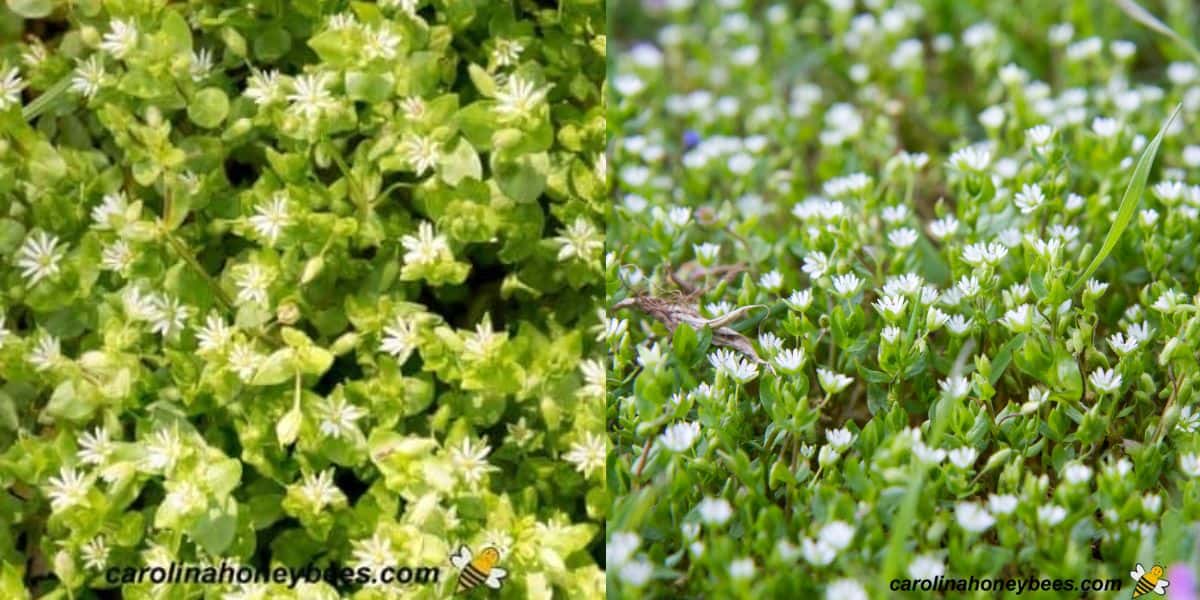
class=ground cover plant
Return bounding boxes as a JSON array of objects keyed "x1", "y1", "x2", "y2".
[
  {"x1": 0, "y1": 0, "x2": 606, "y2": 598},
  {"x1": 608, "y1": 0, "x2": 1200, "y2": 597}
]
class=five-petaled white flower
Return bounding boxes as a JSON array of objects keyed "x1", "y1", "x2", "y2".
[
  {"x1": 697, "y1": 496, "x2": 733, "y2": 525},
  {"x1": 286, "y1": 73, "x2": 337, "y2": 119},
  {"x1": 380, "y1": 315, "x2": 420, "y2": 362},
  {"x1": 554, "y1": 217, "x2": 603, "y2": 263},
  {"x1": 660, "y1": 421, "x2": 701, "y2": 453},
  {"x1": 495, "y1": 74, "x2": 550, "y2": 121},
  {"x1": 100, "y1": 19, "x2": 139, "y2": 58},
  {"x1": 46, "y1": 466, "x2": 90, "y2": 511},
  {"x1": 17, "y1": 230, "x2": 66, "y2": 286},
  {"x1": 1089, "y1": 367, "x2": 1123, "y2": 393},
  {"x1": 817, "y1": 368, "x2": 854, "y2": 394},
  {"x1": 234, "y1": 263, "x2": 274, "y2": 306},
  {"x1": 449, "y1": 437, "x2": 498, "y2": 485},
  {"x1": 70, "y1": 55, "x2": 107, "y2": 98},
  {"x1": 316, "y1": 395, "x2": 367, "y2": 440},
  {"x1": 0, "y1": 67, "x2": 26, "y2": 110},
  {"x1": 954, "y1": 502, "x2": 995, "y2": 533},
  {"x1": 249, "y1": 193, "x2": 291, "y2": 245},
  {"x1": 563, "y1": 431, "x2": 606, "y2": 479},
  {"x1": 400, "y1": 134, "x2": 441, "y2": 176}
]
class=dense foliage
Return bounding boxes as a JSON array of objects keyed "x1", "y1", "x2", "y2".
[
  {"x1": 0, "y1": 0, "x2": 606, "y2": 598},
  {"x1": 608, "y1": 0, "x2": 1200, "y2": 597}
]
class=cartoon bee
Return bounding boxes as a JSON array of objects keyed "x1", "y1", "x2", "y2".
[
  {"x1": 1130, "y1": 563, "x2": 1169, "y2": 597},
  {"x1": 450, "y1": 545, "x2": 507, "y2": 594}
]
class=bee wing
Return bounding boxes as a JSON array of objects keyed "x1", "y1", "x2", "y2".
[
  {"x1": 1131, "y1": 563, "x2": 1145, "y2": 580},
  {"x1": 1155, "y1": 579, "x2": 1170, "y2": 594},
  {"x1": 485, "y1": 567, "x2": 508, "y2": 589},
  {"x1": 450, "y1": 545, "x2": 473, "y2": 569}
]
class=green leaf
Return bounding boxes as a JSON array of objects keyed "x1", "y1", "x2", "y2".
[
  {"x1": 7, "y1": 0, "x2": 52, "y2": 18},
  {"x1": 160, "y1": 9, "x2": 193, "y2": 54},
  {"x1": 1070, "y1": 104, "x2": 1180, "y2": 295},
  {"x1": 1114, "y1": 0, "x2": 1200, "y2": 63},
  {"x1": 438, "y1": 138, "x2": 482, "y2": 185},
  {"x1": 188, "y1": 88, "x2": 230, "y2": 129},
  {"x1": 345, "y1": 70, "x2": 395, "y2": 103},
  {"x1": 189, "y1": 498, "x2": 238, "y2": 555},
  {"x1": 276, "y1": 405, "x2": 302, "y2": 446},
  {"x1": 251, "y1": 348, "x2": 296, "y2": 386}
]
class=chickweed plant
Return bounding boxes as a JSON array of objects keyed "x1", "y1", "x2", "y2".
[
  {"x1": 0, "y1": 1, "x2": 606, "y2": 598},
  {"x1": 609, "y1": 0, "x2": 1200, "y2": 597}
]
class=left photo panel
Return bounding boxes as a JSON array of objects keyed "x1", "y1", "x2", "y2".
[{"x1": 0, "y1": 1, "x2": 607, "y2": 598}]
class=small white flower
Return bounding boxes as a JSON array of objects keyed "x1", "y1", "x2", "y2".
[
  {"x1": 817, "y1": 368, "x2": 854, "y2": 395},
  {"x1": 77, "y1": 427, "x2": 114, "y2": 466},
  {"x1": 29, "y1": 333, "x2": 62, "y2": 371},
  {"x1": 697, "y1": 496, "x2": 733, "y2": 525},
  {"x1": 100, "y1": 19, "x2": 139, "y2": 58},
  {"x1": 46, "y1": 466, "x2": 90, "y2": 512},
  {"x1": 1181, "y1": 453, "x2": 1200, "y2": 477},
  {"x1": 978, "y1": 105, "x2": 1005, "y2": 129},
  {"x1": 81, "y1": 536, "x2": 109, "y2": 570},
  {"x1": 228, "y1": 341, "x2": 262, "y2": 381},
  {"x1": 17, "y1": 230, "x2": 66, "y2": 286},
  {"x1": 825, "y1": 427, "x2": 854, "y2": 451},
  {"x1": 297, "y1": 469, "x2": 343, "y2": 509},
  {"x1": 1026, "y1": 124, "x2": 1055, "y2": 148},
  {"x1": 1014, "y1": 183, "x2": 1045, "y2": 214},
  {"x1": 619, "y1": 559, "x2": 653, "y2": 586},
  {"x1": 244, "y1": 69, "x2": 285, "y2": 106},
  {"x1": 802, "y1": 538, "x2": 836, "y2": 566},
  {"x1": 945, "y1": 314, "x2": 972, "y2": 336},
  {"x1": 400, "y1": 134, "x2": 442, "y2": 176},
  {"x1": 759, "y1": 270, "x2": 783, "y2": 291},
  {"x1": 817, "y1": 521, "x2": 855, "y2": 551},
  {"x1": 939, "y1": 376, "x2": 970, "y2": 401},
  {"x1": 492, "y1": 38, "x2": 524, "y2": 67},
  {"x1": 563, "y1": 432, "x2": 606, "y2": 479},
  {"x1": 363, "y1": 26, "x2": 401, "y2": 60},
  {"x1": 1091, "y1": 116, "x2": 1120, "y2": 138},
  {"x1": 802, "y1": 251, "x2": 831, "y2": 279},
  {"x1": 1037, "y1": 504, "x2": 1067, "y2": 525},
  {"x1": 908, "y1": 554, "x2": 945, "y2": 579},
  {"x1": 495, "y1": 75, "x2": 549, "y2": 121},
  {"x1": 316, "y1": 395, "x2": 367, "y2": 440},
  {"x1": 287, "y1": 72, "x2": 337, "y2": 119},
  {"x1": 774, "y1": 348, "x2": 807, "y2": 373},
  {"x1": 947, "y1": 146, "x2": 991, "y2": 172},
  {"x1": 928, "y1": 216, "x2": 959, "y2": 240},
  {"x1": 1177, "y1": 406, "x2": 1200, "y2": 434},
  {"x1": 888, "y1": 227, "x2": 919, "y2": 249},
  {"x1": 785, "y1": 289, "x2": 814, "y2": 311},
  {"x1": 729, "y1": 558, "x2": 755, "y2": 579},
  {"x1": 149, "y1": 294, "x2": 191, "y2": 337},
  {"x1": 234, "y1": 263, "x2": 273, "y2": 306},
  {"x1": 189, "y1": 48, "x2": 214, "y2": 81},
  {"x1": 830, "y1": 273, "x2": 863, "y2": 297},
  {"x1": 961, "y1": 241, "x2": 1008, "y2": 267},
  {"x1": 0, "y1": 67, "x2": 26, "y2": 110},
  {"x1": 873, "y1": 294, "x2": 908, "y2": 321},
  {"x1": 249, "y1": 193, "x2": 290, "y2": 245},
  {"x1": 380, "y1": 316, "x2": 419, "y2": 363},
  {"x1": 196, "y1": 313, "x2": 233, "y2": 352},
  {"x1": 912, "y1": 440, "x2": 946, "y2": 464},
  {"x1": 1107, "y1": 332, "x2": 1139, "y2": 356},
  {"x1": 401, "y1": 221, "x2": 453, "y2": 266},
  {"x1": 988, "y1": 494, "x2": 1018, "y2": 515},
  {"x1": 607, "y1": 531, "x2": 640, "y2": 566},
  {"x1": 825, "y1": 579, "x2": 868, "y2": 600},
  {"x1": 954, "y1": 502, "x2": 995, "y2": 533},
  {"x1": 70, "y1": 55, "x2": 107, "y2": 98},
  {"x1": 881, "y1": 325, "x2": 901, "y2": 343},
  {"x1": 948, "y1": 447, "x2": 978, "y2": 469},
  {"x1": 660, "y1": 422, "x2": 701, "y2": 453},
  {"x1": 1063, "y1": 463, "x2": 1092, "y2": 485},
  {"x1": 1089, "y1": 367, "x2": 1122, "y2": 394}
]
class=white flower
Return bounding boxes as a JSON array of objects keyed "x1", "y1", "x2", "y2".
[
  {"x1": 988, "y1": 494, "x2": 1018, "y2": 515},
  {"x1": 380, "y1": 315, "x2": 419, "y2": 363},
  {"x1": 948, "y1": 447, "x2": 978, "y2": 469},
  {"x1": 351, "y1": 532, "x2": 397, "y2": 576},
  {"x1": 607, "y1": 531, "x2": 640, "y2": 566},
  {"x1": 1037, "y1": 504, "x2": 1067, "y2": 525},
  {"x1": 817, "y1": 368, "x2": 853, "y2": 395},
  {"x1": 1181, "y1": 453, "x2": 1200, "y2": 477},
  {"x1": 1085, "y1": 279, "x2": 1109, "y2": 297},
  {"x1": 149, "y1": 294, "x2": 191, "y2": 337},
  {"x1": 1000, "y1": 304, "x2": 1035, "y2": 333},
  {"x1": 947, "y1": 146, "x2": 991, "y2": 172},
  {"x1": 195, "y1": 313, "x2": 233, "y2": 352},
  {"x1": 945, "y1": 314, "x2": 972, "y2": 336},
  {"x1": 189, "y1": 48, "x2": 214, "y2": 81},
  {"x1": 831, "y1": 273, "x2": 862, "y2": 297},
  {"x1": 979, "y1": 105, "x2": 1005, "y2": 129},
  {"x1": 818, "y1": 521, "x2": 854, "y2": 551},
  {"x1": 881, "y1": 325, "x2": 901, "y2": 343},
  {"x1": 802, "y1": 538, "x2": 836, "y2": 566},
  {"x1": 660, "y1": 422, "x2": 701, "y2": 453},
  {"x1": 492, "y1": 38, "x2": 524, "y2": 67},
  {"x1": 1026, "y1": 124, "x2": 1055, "y2": 148},
  {"x1": 954, "y1": 502, "x2": 995, "y2": 533},
  {"x1": 554, "y1": 217, "x2": 603, "y2": 263},
  {"x1": 77, "y1": 427, "x2": 114, "y2": 466},
  {"x1": 100, "y1": 19, "x2": 139, "y2": 58},
  {"x1": 928, "y1": 216, "x2": 959, "y2": 240},
  {"x1": 316, "y1": 395, "x2": 366, "y2": 440},
  {"x1": 1143, "y1": 493, "x2": 1163, "y2": 514},
  {"x1": 825, "y1": 427, "x2": 854, "y2": 451},
  {"x1": 888, "y1": 227, "x2": 919, "y2": 249},
  {"x1": 563, "y1": 432, "x2": 605, "y2": 479},
  {"x1": 1014, "y1": 183, "x2": 1045, "y2": 214},
  {"x1": 400, "y1": 134, "x2": 441, "y2": 176},
  {"x1": 939, "y1": 376, "x2": 970, "y2": 401},
  {"x1": 287, "y1": 73, "x2": 337, "y2": 119},
  {"x1": 244, "y1": 69, "x2": 285, "y2": 106},
  {"x1": 908, "y1": 555, "x2": 945, "y2": 579},
  {"x1": 0, "y1": 314, "x2": 8, "y2": 347},
  {"x1": 17, "y1": 230, "x2": 65, "y2": 286},
  {"x1": 729, "y1": 558, "x2": 755, "y2": 579},
  {"x1": 234, "y1": 263, "x2": 273, "y2": 306},
  {"x1": 0, "y1": 67, "x2": 26, "y2": 110},
  {"x1": 1127, "y1": 321, "x2": 1152, "y2": 342},
  {"x1": 912, "y1": 441, "x2": 946, "y2": 464},
  {"x1": 46, "y1": 467, "x2": 89, "y2": 512},
  {"x1": 81, "y1": 536, "x2": 109, "y2": 571},
  {"x1": 760, "y1": 270, "x2": 783, "y2": 291},
  {"x1": 619, "y1": 559, "x2": 653, "y2": 586},
  {"x1": 1091, "y1": 116, "x2": 1120, "y2": 138},
  {"x1": 786, "y1": 288, "x2": 814, "y2": 311},
  {"x1": 228, "y1": 341, "x2": 262, "y2": 381},
  {"x1": 802, "y1": 251, "x2": 831, "y2": 279},
  {"x1": 697, "y1": 497, "x2": 733, "y2": 525},
  {"x1": 29, "y1": 333, "x2": 62, "y2": 371},
  {"x1": 1107, "y1": 332, "x2": 1139, "y2": 356},
  {"x1": 773, "y1": 348, "x2": 807, "y2": 373},
  {"x1": 249, "y1": 193, "x2": 290, "y2": 244},
  {"x1": 1063, "y1": 463, "x2": 1092, "y2": 485},
  {"x1": 401, "y1": 221, "x2": 454, "y2": 267},
  {"x1": 298, "y1": 469, "x2": 343, "y2": 509},
  {"x1": 873, "y1": 294, "x2": 908, "y2": 321},
  {"x1": 1152, "y1": 289, "x2": 1185, "y2": 313},
  {"x1": 961, "y1": 241, "x2": 1008, "y2": 267},
  {"x1": 825, "y1": 579, "x2": 868, "y2": 600},
  {"x1": 363, "y1": 26, "x2": 401, "y2": 60},
  {"x1": 70, "y1": 55, "x2": 106, "y2": 98},
  {"x1": 495, "y1": 75, "x2": 549, "y2": 121},
  {"x1": 1089, "y1": 367, "x2": 1122, "y2": 394},
  {"x1": 1177, "y1": 406, "x2": 1200, "y2": 434},
  {"x1": 100, "y1": 239, "x2": 134, "y2": 272}
]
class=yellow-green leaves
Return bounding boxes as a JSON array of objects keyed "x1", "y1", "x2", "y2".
[{"x1": 187, "y1": 87, "x2": 229, "y2": 129}]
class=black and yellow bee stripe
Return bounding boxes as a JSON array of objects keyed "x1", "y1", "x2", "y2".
[
  {"x1": 1133, "y1": 575, "x2": 1155, "y2": 597},
  {"x1": 457, "y1": 564, "x2": 488, "y2": 593}
]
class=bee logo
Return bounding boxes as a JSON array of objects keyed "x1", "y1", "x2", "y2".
[
  {"x1": 1129, "y1": 563, "x2": 1169, "y2": 597},
  {"x1": 450, "y1": 545, "x2": 507, "y2": 594}
]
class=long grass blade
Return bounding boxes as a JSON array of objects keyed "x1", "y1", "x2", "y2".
[
  {"x1": 1113, "y1": 0, "x2": 1200, "y2": 64},
  {"x1": 1070, "y1": 103, "x2": 1181, "y2": 295}
]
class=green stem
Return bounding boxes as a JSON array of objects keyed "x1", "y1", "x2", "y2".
[{"x1": 164, "y1": 233, "x2": 234, "y2": 310}]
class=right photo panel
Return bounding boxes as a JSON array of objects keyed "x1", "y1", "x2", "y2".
[{"x1": 608, "y1": 0, "x2": 1200, "y2": 597}]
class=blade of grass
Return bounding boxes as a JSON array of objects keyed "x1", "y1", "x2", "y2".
[
  {"x1": 1113, "y1": 0, "x2": 1200, "y2": 64},
  {"x1": 1069, "y1": 103, "x2": 1181, "y2": 296},
  {"x1": 22, "y1": 75, "x2": 72, "y2": 122}
]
